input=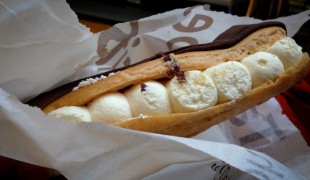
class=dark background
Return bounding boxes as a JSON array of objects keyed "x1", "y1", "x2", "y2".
[{"x1": 66, "y1": 0, "x2": 310, "y2": 53}]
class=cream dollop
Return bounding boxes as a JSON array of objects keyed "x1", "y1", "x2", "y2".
[
  {"x1": 125, "y1": 81, "x2": 172, "y2": 116},
  {"x1": 241, "y1": 52, "x2": 284, "y2": 88},
  {"x1": 88, "y1": 92, "x2": 133, "y2": 123},
  {"x1": 47, "y1": 106, "x2": 92, "y2": 123},
  {"x1": 268, "y1": 37, "x2": 303, "y2": 69},
  {"x1": 203, "y1": 61, "x2": 252, "y2": 103},
  {"x1": 166, "y1": 70, "x2": 218, "y2": 113}
]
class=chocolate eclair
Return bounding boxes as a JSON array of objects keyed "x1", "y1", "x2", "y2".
[{"x1": 28, "y1": 21, "x2": 310, "y2": 137}]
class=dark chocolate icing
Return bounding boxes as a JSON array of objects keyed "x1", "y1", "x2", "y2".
[{"x1": 27, "y1": 21, "x2": 286, "y2": 109}]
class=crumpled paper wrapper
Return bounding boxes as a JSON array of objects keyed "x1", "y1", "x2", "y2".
[
  {"x1": 0, "y1": 0, "x2": 310, "y2": 179},
  {"x1": 0, "y1": 0, "x2": 98, "y2": 102}
]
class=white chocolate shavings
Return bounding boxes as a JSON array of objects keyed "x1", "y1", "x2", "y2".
[
  {"x1": 169, "y1": 53, "x2": 178, "y2": 61},
  {"x1": 137, "y1": 114, "x2": 150, "y2": 119},
  {"x1": 72, "y1": 72, "x2": 120, "y2": 91},
  {"x1": 166, "y1": 53, "x2": 180, "y2": 70},
  {"x1": 127, "y1": 114, "x2": 150, "y2": 120},
  {"x1": 108, "y1": 71, "x2": 118, "y2": 77},
  {"x1": 72, "y1": 75, "x2": 107, "y2": 91}
]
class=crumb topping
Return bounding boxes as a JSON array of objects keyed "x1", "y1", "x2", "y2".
[
  {"x1": 72, "y1": 75, "x2": 107, "y2": 91},
  {"x1": 164, "y1": 53, "x2": 186, "y2": 82},
  {"x1": 141, "y1": 83, "x2": 147, "y2": 92}
]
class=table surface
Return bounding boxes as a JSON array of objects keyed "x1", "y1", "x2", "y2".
[{"x1": 79, "y1": 19, "x2": 112, "y2": 33}]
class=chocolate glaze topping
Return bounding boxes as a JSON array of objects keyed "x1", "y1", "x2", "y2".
[{"x1": 27, "y1": 21, "x2": 286, "y2": 109}]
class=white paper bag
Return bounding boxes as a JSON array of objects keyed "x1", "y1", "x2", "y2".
[{"x1": 1, "y1": 0, "x2": 309, "y2": 179}]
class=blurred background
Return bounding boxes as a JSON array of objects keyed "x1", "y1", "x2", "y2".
[
  {"x1": 66, "y1": 0, "x2": 309, "y2": 24},
  {"x1": 66, "y1": 0, "x2": 309, "y2": 52}
]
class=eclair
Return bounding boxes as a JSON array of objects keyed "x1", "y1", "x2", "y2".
[{"x1": 28, "y1": 21, "x2": 310, "y2": 137}]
